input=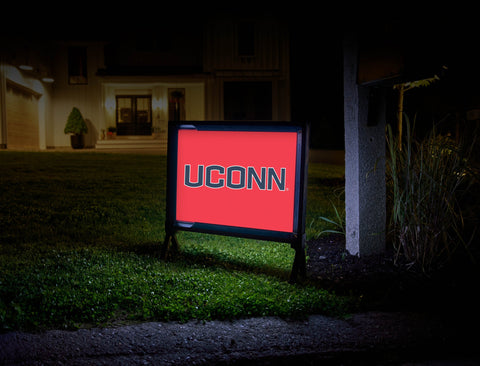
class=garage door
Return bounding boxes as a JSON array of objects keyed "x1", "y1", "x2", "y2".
[{"x1": 6, "y1": 83, "x2": 39, "y2": 149}]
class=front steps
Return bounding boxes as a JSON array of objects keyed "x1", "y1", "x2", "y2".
[{"x1": 95, "y1": 136, "x2": 167, "y2": 153}]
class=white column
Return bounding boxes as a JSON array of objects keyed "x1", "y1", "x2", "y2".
[{"x1": 343, "y1": 34, "x2": 386, "y2": 256}]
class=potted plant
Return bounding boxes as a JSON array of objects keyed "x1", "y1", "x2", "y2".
[
  {"x1": 107, "y1": 126, "x2": 117, "y2": 139},
  {"x1": 64, "y1": 107, "x2": 88, "y2": 149}
]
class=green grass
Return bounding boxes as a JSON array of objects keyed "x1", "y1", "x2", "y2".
[{"x1": 0, "y1": 151, "x2": 346, "y2": 331}]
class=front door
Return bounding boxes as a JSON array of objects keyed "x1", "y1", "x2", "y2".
[{"x1": 116, "y1": 95, "x2": 152, "y2": 136}]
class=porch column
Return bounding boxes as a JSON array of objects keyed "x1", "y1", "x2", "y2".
[{"x1": 343, "y1": 33, "x2": 386, "y2": 256}]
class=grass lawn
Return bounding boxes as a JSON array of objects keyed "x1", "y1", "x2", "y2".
[{"x1": 0, "y1": 151, "x2": 347, "y2": 331}]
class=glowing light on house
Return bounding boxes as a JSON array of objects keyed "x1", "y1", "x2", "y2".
[
  {"x1": 152, "y1": 97, "x2": 164, "y2": 111},
  {"x1": 104, "y1": 96, "x2": 115, "y2": 112},
  {"x1": 19, "y1": 64, "x2": 34, "y2": 71}
]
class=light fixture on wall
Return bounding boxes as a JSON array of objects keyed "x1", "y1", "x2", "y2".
[
  {"x1": 18, "y1": 64, "x2": 34, "y2": 71},
  {"x1": 41, "y1": 76, "x2": 54, "y2": 83}
]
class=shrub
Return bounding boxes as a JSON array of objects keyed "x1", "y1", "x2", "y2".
[
  {"x1": 386, "y1": 116, "x2": 478, "y2": 274},
  {"x1": 64, "y1": 107, "x2": 88, "y2": 135}
]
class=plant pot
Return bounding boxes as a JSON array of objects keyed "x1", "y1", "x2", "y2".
[{"x1": 70, "y1": 134, "x2": 85, "y2": 149}]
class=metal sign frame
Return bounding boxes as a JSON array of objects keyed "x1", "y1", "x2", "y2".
[{"x1": 162, "y1": 121, "x2": 309, "y2": 282}]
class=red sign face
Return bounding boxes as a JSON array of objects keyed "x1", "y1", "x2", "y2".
[{"x1": 176, "y1": 129, "x2": 298, "y2": 233}]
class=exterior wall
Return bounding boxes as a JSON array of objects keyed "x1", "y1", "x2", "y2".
[
  {"x1": 101, "y1": 79, "x2": 205, "y2": 135},
  {"x1": 203, "y1": 17, "x2": 290, "y2": 122},
  {"x1": 203, "y1": 18, "x2": 287, "y2": 72},
  {"x1": 1, "y1": 14, "x2": 290, "y2": 149},
  {"x1": 185, "y1": 83, "x2": 205, "y2": 121},
  {"x1": 49, "y1": 42, "x2": 207, "y2": 148},
  {"x1": 49, "y1": 43, "x2": 104, "y2": 148}
]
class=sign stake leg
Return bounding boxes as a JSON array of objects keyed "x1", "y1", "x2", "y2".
[
  {"x1": 289, "y1": 238, "x2": 306, "y2": 284},
  {"x1": 161, "y1": 231, "x2": 179, "y2": 259}
]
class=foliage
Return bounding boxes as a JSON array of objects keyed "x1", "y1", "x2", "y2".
[
  {"x1": 0, "y1": 248, "x2": 346, "y2": 330},
  {"x1": 386, "y1": 116, "x2": 478, "y2": 274},
  {"x1": 64, "y1": 107, "x2": 88, "y2": 135},
  {"x1": 0, "y1": 152, "x2": 351, "y2": 331},
  {"x1": 393, "y1": 72, "x2": 443, "y2": 149},
  {"x1": 305, "y1": 164, "x2": 345, "y2": 239},
  {"x1": 315, "y1": 189, "x2": 345, "y2": 238},
  {"x1": 393, "y1": 75, "x2": 440, "y2": 93}
]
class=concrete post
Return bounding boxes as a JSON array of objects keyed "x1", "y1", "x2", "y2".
[{"x1": 343, "y1": 34, "x2": 386, "y2": 256}]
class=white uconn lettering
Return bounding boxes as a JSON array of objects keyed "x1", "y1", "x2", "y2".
[{"x1": 184, "y1": 164, "x2": 286, "y2": 191}]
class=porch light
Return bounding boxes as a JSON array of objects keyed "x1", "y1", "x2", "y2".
[
  {"x1": 41, "y1": 76, "x2": 54, "y2": 83},
  {"x1": 105, "y1": 96, "x2": 115, "y2": 112},
  {"x1": 19, "y1": 64, "x2": 34, "y2": 71}
]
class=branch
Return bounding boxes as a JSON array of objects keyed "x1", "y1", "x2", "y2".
[{"x1": 394, "y1": 75, "x2": 440, "y2": 92}]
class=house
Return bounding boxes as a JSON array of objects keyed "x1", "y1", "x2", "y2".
[{"x1": 0, "y1": 13, "x2": 291, "y2": 151}]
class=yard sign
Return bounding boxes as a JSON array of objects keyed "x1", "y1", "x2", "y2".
[{"x1": 163, "y1": 121, "x2": 309, "y2": 282}]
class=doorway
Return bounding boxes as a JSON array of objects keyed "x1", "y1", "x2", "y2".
[{"x1": 116, "y1": 95, "x2": 152, "y2": 136}]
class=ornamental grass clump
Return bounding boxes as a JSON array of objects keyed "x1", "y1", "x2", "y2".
[{"x1": 386, "y1": 117, "x2": 478, "y2": 274}]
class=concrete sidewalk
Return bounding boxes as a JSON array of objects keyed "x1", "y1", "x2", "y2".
[{"x1": 1, "y1": 312, "x2": 479, "y2": 365}]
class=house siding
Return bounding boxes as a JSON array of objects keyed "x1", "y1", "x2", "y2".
[{"x1": 1, "y1": 15, "x2": 290, "y2": 150}]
